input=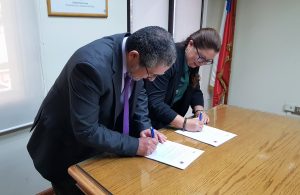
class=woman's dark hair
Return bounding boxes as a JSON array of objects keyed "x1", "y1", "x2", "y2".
[
  {"x1": 184, "y1": 28, "x2": 221, "y2": 88},
  {"x1": 184, "y1": 28, "x2": 221, "y2": 52}
]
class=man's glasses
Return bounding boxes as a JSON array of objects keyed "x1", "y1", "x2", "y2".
[{"x1": 194, "y1": 45, "x2": 214, "y2": 65}]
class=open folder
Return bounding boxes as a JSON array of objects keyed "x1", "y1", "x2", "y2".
[{"x1": 145, "y1": 140, "x2": 204, "y2": 170}]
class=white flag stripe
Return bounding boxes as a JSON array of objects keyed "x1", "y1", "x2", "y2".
[{"x1": 209, "y1": 0, "x2": 228, "y2": 87}]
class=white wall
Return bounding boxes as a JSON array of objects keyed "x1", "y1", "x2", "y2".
[
  {"x1": 228, "y1": 0, "x2": 300, "y2": 117},
  {"x1": 35, "y1": 0, "x2": 127, "y2": 92},
  {"x1": 0, "y1": 128, "x2": 50, "y2": 195},
  {"x1": 131, "y1": 0, "x2": 169, "y2": 32},
  {"x1": 206, "y1": 0, "x2": 224, "y2": 32},
  {"x1": 173, "y1": 0, "x2": 203, "y2": 42}
]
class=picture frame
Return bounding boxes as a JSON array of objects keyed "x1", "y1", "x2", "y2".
[{"x1": 47, "y1": 0, "x2": 108, "y2": 18}]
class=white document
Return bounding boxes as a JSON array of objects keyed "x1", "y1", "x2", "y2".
[
  {"x1": 145, "y1": 140, "x2": 204, "y2": 170},
  {"x1": 175, "y1": 125, "x2": 237, "y2": 147}
]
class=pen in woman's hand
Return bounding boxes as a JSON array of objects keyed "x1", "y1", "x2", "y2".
[{"x1": 150, "y1": 127, "x2": 155, "y2": 138}]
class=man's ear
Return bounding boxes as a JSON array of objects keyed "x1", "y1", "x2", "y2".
[
  {"x1": 128, "y1": 50, "x2": 139, "y2": 61},
  {"x1": 127, "y1": 50, "x2": 140, "y2": 71}
]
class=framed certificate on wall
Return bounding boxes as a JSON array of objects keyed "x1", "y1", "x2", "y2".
[{"x1": 47, "y1": 0, "x2": 108, "y2": 18}]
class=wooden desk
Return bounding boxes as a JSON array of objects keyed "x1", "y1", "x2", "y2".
[{"x1": 69, "y1": 105, "x2": 300, "y2": 194}]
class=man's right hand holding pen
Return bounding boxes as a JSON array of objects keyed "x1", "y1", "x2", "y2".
[{"x1": 137, "y1": 127, "x2": 167, "y2": 156}]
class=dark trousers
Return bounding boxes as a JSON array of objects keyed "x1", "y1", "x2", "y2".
[{"x1": 51, "y1": 177, "x2": 84, "y2": 195}]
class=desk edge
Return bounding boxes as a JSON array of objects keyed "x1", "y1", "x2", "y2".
[{"x1": 68, "y1": 164, "x2": 112, "y2": 195}]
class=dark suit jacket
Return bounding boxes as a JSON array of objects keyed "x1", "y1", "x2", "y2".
[
  {"x1": 145, "y1": 43, "x2": 204, "y2": 129},
  {"x1": 27, "y1": 33, "x2": 151, "y2": 183}
]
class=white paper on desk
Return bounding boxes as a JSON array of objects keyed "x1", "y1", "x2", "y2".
[
  {"x1": 175, "y1": 125, "x2": 237, "y2": 147},
  {"x1": 145, "y1": 140, "x2": 204, "y2": 170}
]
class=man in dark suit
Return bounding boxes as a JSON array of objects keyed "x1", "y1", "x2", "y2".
[{"x1": 27, "y1": 26, "x2": 176, "y2": 194}]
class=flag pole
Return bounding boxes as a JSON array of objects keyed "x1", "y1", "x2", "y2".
[
  {"x1": 200, "y1": 0, "x2": 204, "y2": 29},
  {"x1": 168, "y1": 0, "x2": 175, "y2": 35}
]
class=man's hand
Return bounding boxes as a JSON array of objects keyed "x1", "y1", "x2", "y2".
[
  {"x1": 136, "y1": 137, "x2": 158, "y2": 156},
  {"x1": 140, "y1": 129, "x2": 167, "y2": 143}
]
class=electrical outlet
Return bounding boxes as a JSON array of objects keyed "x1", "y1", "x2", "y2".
[
  {"x1": 284, "y1": 104, "x2": 295, "y2": 112},
  {"x1": 294, "y1": 106, "x2": 300, "y2": 114}
]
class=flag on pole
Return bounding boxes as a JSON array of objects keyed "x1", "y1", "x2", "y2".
[{"x1": 210, "y1": 0, "x2": 237, "y2": 107}]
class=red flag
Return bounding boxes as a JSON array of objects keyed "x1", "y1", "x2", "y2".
[{"x1": 212, "y1": 0, "x2": 237, "y2": 107}]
